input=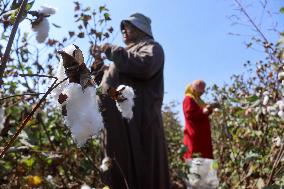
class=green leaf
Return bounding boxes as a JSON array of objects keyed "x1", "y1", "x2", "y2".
[
  {"x1": 2, "y1": 161, "x2": 13, "y2": 170},
  {"x1": 22, "y1": 157, "x2": 35, "y2": 168},
  {"x1": 228, "y1": 97, "x2": 239, "y2": 103},
  {"x1": 263, "y1": 184, "x2": 282, "y2": 189},
  {"x1": 25, "y1": 0, "x2": 35, "y2": 11},
  {"x1": 99, "y1": 5, "x2": 108, "y2": 13},
  {"x1": 246, "y1": 95, "x2": 259, "y2": 103},
  {"x1": 280, "y1": 7, "x2": 284, "y2": 14},
  {"x1": 104, "y1": 13, "x2": 111, "y2": 21},
  {"x1": 10, "y1": 9, "x2": 18, "y2": 24}
]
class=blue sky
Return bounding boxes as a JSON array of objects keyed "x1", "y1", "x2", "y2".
[{"x1": 27, "y1": 0, "x2": 283, "y2": 123}]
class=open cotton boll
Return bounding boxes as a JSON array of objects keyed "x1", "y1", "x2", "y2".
[
  {"x1": 267, "y1": 106, "x2": 277, "y2": 116},
  {"x1": 32, "y1": 17, "x2": 49, "y2": 43},
  {"x1": 262, "y1": 95, "x2": 269, "y2": 106},
  {"x1": 272, "y1": 136, "x2": 282, "y2": 147},
  {"x1": 278, "y1": 110, "x2": 284, "y2": 119},
  {"x1": 39, "y1": 5, "x2": 57, "y2": 15},
  {"x1": 62, "y1": 83, "x2": 104, "y2": 147},
  {"x1": 100, "y1": 156, "x2": 112, "y2": 172},
  {"x1": 278, "y1": 72, "x2": 284, "y2": 80},
  {"x1": 52, "y1": 58, "x2": 68, "y2": 104},
  {"x1": 80, "y1": 184, "x2": 91, "y2": 189},
  {"x1": 115, "y1": 85, "x2": 135, "y2": 120},
  {"x1": 185, "y1": 158, "x2": 219, "y2": 189},
  {"x1": 276, "y1": 100, "x2": 284, "y2": 111},
  {"x1": 0, "y1": 107, "x2": 5, "y2": 133}
]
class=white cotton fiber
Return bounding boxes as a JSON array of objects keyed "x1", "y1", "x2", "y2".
[
  {"x1": 185, "y1": 158, "x2": 219, "y2": 189},
  {"x1": 100, "y1": 156, "x2": 111, "y2": 172},
  {"x1": 0, "y1": 107, "x2": 5, "y2": 133},
  {"x1": 62, "y1": 83, "x2": 104, "y2": 147},
  {"x1": 80, "y1": 184, "x2": 91, "y2": 189},
  {"x1": 32, "y1": 17, "x2": 50, "y2": 43},
  {"x1": 39, "y1": 5, "x2": 57, "y2": 15},
  {"x1": 31, "y1": 5, "x2": 56, "y2": 43},
  {"x1": 115, "y1": 85, "x2": 135, "y2": 120},
  {"x1": 52, "y1": 58, "x2": 68, "y2": 103}
]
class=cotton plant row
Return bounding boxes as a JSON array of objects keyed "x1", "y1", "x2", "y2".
[{"x1": 54, "y1": 44, "x2": 135, "y2": 147}]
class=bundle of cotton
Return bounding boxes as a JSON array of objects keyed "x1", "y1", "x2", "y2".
[
  {"x1": 31, "y1": 5, "x2": 57, "y2": 43},
  {"x1": 62, "y1": 83, "x2": 104, "y2": 147},
  {"x1": 115, "y1": 85, "x2": 135, "y2": 120},
  {"x1": 185, "y1": 158, "x2": 219, "y2": 189}
]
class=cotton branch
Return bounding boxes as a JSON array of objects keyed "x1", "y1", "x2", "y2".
[
  {"x1": 0, "y1": 93, "x2": 45, "y2": 101},
  {"x1": 0, "y1": 0, "x2": 28, "y2": 87},
  {"x1": 0, "y1": 77, "x2": 68, "y2": 158},
  {"x1": 233, "y1": 0, "x2": 269, "y2": 43}
]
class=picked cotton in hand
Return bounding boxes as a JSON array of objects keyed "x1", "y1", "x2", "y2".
[
  {"x1": 62, "y1": 83, "x2": 104, "y2": 147},
  {"x1": 115, "y1": 85, "x2": 135, "y2": 120}
]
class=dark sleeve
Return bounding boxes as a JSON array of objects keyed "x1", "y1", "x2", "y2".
[
  {"x1": 183, "y1": 96, "x2": 208, "y2": 121},
  {"x1": 105, "y1": 42, "x2": 164, "y2": 80}
]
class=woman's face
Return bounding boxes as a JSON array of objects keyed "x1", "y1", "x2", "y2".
[
  {"x1": 121, "y1": 22, "x2": 140, "y2": 45},
  {"x1": 193, "y1": 82, "x2": 206, "y2": 96}
]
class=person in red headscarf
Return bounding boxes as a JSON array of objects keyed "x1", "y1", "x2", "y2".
[{"x1": 183, "y1": 80, "x2": 217, "y2": 159}]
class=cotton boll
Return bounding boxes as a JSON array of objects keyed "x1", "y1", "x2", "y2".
[
  {"x1": 115, "y1": 85, "x2": 135, "y2": 120},
  {"x1": 267, "y1": 106, "x2": 277, "y2": 116},
  {"x1": 261, "y1": 107, "x2": 267, "y2": 115},
  {"x1": 100, "y1": 156, "x2": 111, "y2": 172},
  {"x1": 46, "y1": 175, "x2": 53, "y2": 182},
  {"x1": 272, "y1": 136, "x2": 282, "y2": 147},
  {"x1": 52, "y1": 58, "x2": 68, "y2": 104},
  {"x1": 278, "y1": 72, "x2": 284, "y2": 80},
  {"x1": 262, "y1": 95, "x2": 269, "y2": 106},
  {"x1": 185, "y1": 158, "x2": 219, "y2": 188},
  {"x1": 39, "y1": 5, "x2": 57, "y2": 15},
  {"x1": 80, "y1": 184, "x2": 91, "y2": 189},
  {"x1": 32, "y1": 17, "x2": 49, "y2": 43},
  {"x1": 278, "y1": 110, "x2": 284, "y2": 119},
  {"x1": 63, "y1": 83, "x2": 104, "y2": 147},
  {"x1": 263, "y1": 91, "x2": 269, "y2": 96},
  {"x1": 277, "y1": 100, "x2": 284, "y2": 111}
]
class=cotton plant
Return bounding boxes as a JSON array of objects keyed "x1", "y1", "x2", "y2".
[
  {"x1": 55, "y1": 44, "x2": 104, "y2": 147},
  {"x1": 115, "y1": 85, "x2": 135, "y2": 120},
  {"x1": 184, "y1": 158, "x2": 219, "y2": 189},
  {"x1": 31, "y1": 5, "x2": 57, "y2": 43}
]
